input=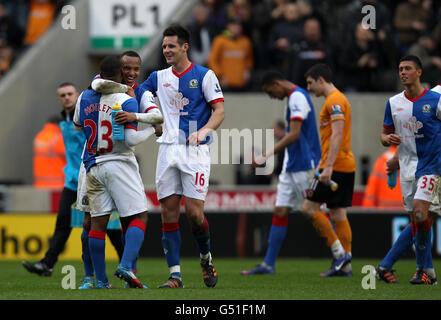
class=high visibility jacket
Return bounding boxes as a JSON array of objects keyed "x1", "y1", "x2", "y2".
[
  {"x1": 33, "y1": 122, "x2": 66, "y2": 189},
  {"x1": 362, "y1": 146, "x2": 404, "y2": 209}
]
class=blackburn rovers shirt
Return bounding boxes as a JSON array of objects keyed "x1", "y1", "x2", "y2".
[
  {"x1": 383, "y1": 88, "x2": 441, "y2": 181},
  {"x1": 140, "y1": 62, "x2": 224, "y2": 144},
  {"x1": 283, "y1": 86, "x2": 321, "y2": 172},
  {"x1": 73, "y1": 89, "x2": 138, "y2": 172}
]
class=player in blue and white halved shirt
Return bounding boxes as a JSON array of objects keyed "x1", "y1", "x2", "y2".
[
  {"x1": 138, "y1": 24, "x2": 225, "y2": 289},
  {"x1": 379, "y1": 55, "x2": 441, "y2": 285}
]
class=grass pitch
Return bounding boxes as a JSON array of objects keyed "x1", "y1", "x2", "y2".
[{"x1": 1, "y1": 258, "x2": 440, "y2": 300}]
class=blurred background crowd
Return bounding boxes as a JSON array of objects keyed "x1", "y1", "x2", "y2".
[{"x1": 2, "y1": 0, "x2": 441, "y2": 91}]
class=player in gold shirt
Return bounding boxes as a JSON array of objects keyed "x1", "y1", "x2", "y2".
[{"x1": 302, "y1": 64, "x2": 355, "y2": 277}]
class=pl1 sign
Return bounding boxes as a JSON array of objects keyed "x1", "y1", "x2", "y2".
[{"x1": 89, "y1": 0, "x2": 181, "y2": 50}]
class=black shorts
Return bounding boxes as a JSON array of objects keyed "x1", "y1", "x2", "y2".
[{"x1": 306, "y1": 170, "x2": 355, "y2": 209}]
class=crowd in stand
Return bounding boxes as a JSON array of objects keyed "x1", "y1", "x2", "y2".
[
  {"x1": 0, "y1": 0, "x2": 68, "y2": 79},
  {"x1": 2, "y1": 0, "x2": 441, "y2": 91},
  {"x1": 186, "y1": 0, "x2": 441, "y2": 92}
]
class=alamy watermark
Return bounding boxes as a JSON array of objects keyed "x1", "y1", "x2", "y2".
[
  {"x1": 61, "y1": 265, "x2": 76, "y2": 289},
  {"x1": 361, "y1": 265, "x2": 376, "y2": 290},
  {"x1": 61, "y1": 5, "x2": 76, "y2": 30},
  {"x1": 361, "y1": 5, "x2": 376, "y2": 30},
  {"x1": 162, "y1": 124, "x2": 275, "y2": 176}
]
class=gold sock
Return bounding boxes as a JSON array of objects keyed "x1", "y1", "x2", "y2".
[
  {"x1": 334, "y1": 219, "x2": 352, "y2": 253},
  {"x1": 311, "y1": 211, "x2": 338, "y2": 247}
]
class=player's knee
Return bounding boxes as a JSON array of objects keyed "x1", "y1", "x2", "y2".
[
  {"x1": 413, "y1": 210, "x2": 426, "y2": 222},
  {"x1": 274, "y1": 207, "x2": 290, "y2": 218},
  {"x1": 300, "y1": 202, "x2": 315, "y2": 219}
]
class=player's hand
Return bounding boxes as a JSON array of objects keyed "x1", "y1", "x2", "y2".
[
  {"x1": 187, "y1": 128, "x2": 211, "y2": 146},
  {"x1": 386, "y1": 156, "x2": 399, "y2": 174},
  {"x1": 387, "y1": 133, "x2": 401, "y2": 146},
  {"x1": 251, "y1": 154, "x2": 267, "y2": 168},
  {"x1": 153, "y1": 125, "x2": 163, "y2": 137},
  {"x1": 114, "y1": 111, "x2": 136, "y2": 124},
  {"x1": 126, "y1": 87, "x2": 136, "y2": 98},
  {"x1": 319, "y1": 167, "x2": 332, "y2": 186}
]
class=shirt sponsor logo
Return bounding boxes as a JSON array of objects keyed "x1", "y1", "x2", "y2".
[
  {"x1": 403, "y1": 116, "x2": 423, "y2": 137},
  {"x1": 170, "y1": 92, "x2": 189, "y2": 110},
  {"x1": 163, "y1": 83, "x2": 171, "y2": 87}
]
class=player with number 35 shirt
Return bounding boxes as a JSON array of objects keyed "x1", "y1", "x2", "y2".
[{"x1": 380, "y1": 55, "x2": 441, "y2": 285}]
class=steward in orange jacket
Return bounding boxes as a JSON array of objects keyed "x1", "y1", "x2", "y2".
[
  {"x1": 362, "y1": 146, "x2": 404, "y2": 209},
  {"x1": 33, "y1": 117, "x2": 66, "y2": 189}
]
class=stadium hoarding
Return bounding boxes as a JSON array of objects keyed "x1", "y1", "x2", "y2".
[
  {"x1": 89, "y1": 0, "x2": 182, "y2": 50},
  {"x1": 0, "y1": 215, "x2": 119, "y2": 260},
  {"x1": 2, "y1": 212, "x2": 440, "y2": 260}
]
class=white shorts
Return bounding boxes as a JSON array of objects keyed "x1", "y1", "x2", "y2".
[
  {"x1": 401, "y1": 175, "x2": 441, "y2": 214},
  {"x1": 275, "y1": 169, "x2": 314, "y2": 210},
  {"x1": 76, "y1": 163, "x2": 90, "y2": 212},
  {"x1": 156, "y1": 144, "x2": 211, "y2": 201},
  {"x1": 86, "y1": 157, "x2": 148, "y2": 217}
]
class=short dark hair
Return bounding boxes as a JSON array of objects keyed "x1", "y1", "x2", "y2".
[
  {"x1": 100, "y1": 55, "x2": 122, "y2": 78},
  {"x1": 58, "y1": 82, "x2": 76, "y2": 89},
  {"x1": 399, "y1": 55, "x2": 422, "y2": 70},
  {"x1": 260, "y1": 71, "x2": 286, "y2": 87},
  {"x1": 121, "y1": 50, "x2": 141, "y2": 60},
  {"x1": 304, "y1": 63, "x2": 333, "y2": 83},
  {"x1": 163, "y1": 24, "x2": 190, "y2": 45}
]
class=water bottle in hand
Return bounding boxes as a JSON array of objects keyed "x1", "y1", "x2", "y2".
[{"x1": 112, "y1": 102, "x2": 124, "y2": 141}]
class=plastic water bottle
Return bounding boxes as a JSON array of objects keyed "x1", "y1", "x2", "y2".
[
  {"x1": 387, "y1": 170, "x2": 397, "y2": 189},
  {"x1": 111, "y1": 102, "x2": 124, "y2": 141},
  {"x1": 315, "y1": 171, "x2": 339, "y2": 191}
]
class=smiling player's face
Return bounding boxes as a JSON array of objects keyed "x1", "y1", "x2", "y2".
[
  {"x1": 121, "y1": 55, "x2": 141, "y2": 87},
  {"x1": 162, "y1": 36, "x2": 188, "y2": 66}
]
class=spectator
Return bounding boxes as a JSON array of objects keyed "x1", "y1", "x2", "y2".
[
  {"x1": 339, "y1": 23, "x2": 381, "y2": 91},
  {"x1": 208, "y1": 18, "x2": 254, "y2": 91},
  {"x1": 407, "y1": 34, "x2": 441, "y2": 87},
  {"x1": 267, "y1": 2, "x2": 304, "y2": 75},
  {"x1": 203, "y1": 0, "x2": 227, "y2": 37},
  {"x1": 292, "y1": 17, "x2": 330, "y2": 88},
  {"x1": 24, "y1": 0, "x2": 56, "y2": 46},
  {"x1": 2, "y1": 0, "x2": 29, "y2": 33},
  {"x1": 33, "y1": 114, "x2": 65, "y2": 189},
  {"x1": 0, "y1": 2, "x2": 24, "y2": 76},
  {"x1": 226, "y1": 0, "x2": 252, "y2": 36},
  {"x1": 187, "y1": 3, "x2": 215, "y2": 67},
  {"x1": 269, "y1": 0, "x2": 290, "y2": 23},
  {"x1": 249, "y1": 0, "x2": 288, "y2": 70},
  {"x1": 345, "y1": 0, "x2": 393, "y2": 41},
  {"x1": 393, "y1": 0, "x2": 432, "y2": 55}
]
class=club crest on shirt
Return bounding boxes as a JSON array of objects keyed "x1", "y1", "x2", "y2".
[
  {"x1": 422, "y1": 104, "x2": 431, "y2": 113},
  {"x1": 189, "y1": 79, "x2": 198, "y2": 88}
]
